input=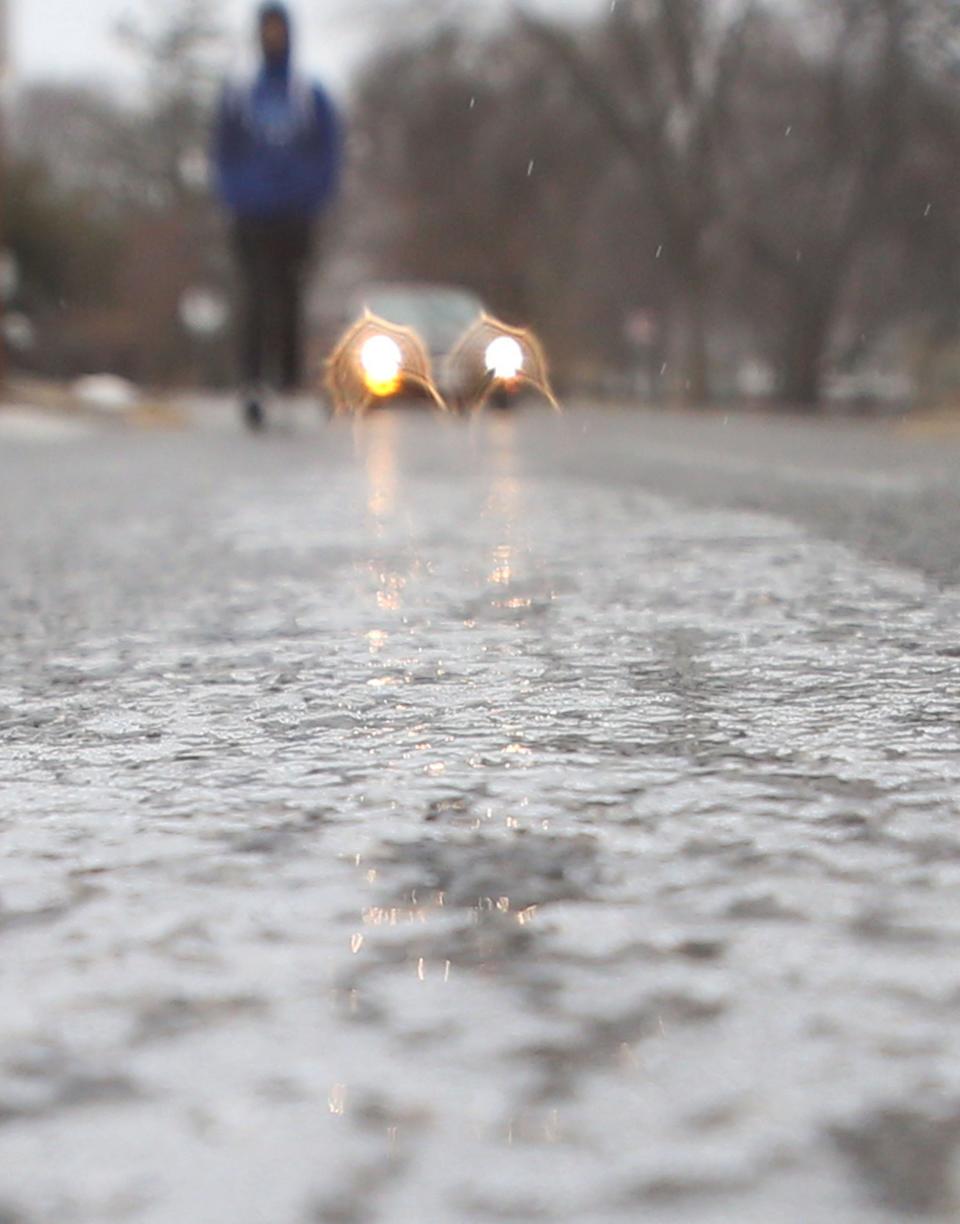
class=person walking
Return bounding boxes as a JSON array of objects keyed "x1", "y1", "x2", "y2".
[{"x1": 214, "y1": 2, "x2": 340, "y2": 429}]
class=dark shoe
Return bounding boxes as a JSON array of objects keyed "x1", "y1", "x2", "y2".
[{"x1": 243, "y1": 396, "x2": 265, "y2": 431}]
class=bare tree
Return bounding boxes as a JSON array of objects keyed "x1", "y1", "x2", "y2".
[
  {"x1": 730, "y1": 0, "x2": 924, "y2": 406},
  {"x1": 518, "y1": 0, "x2": 757, "y2": 402},
  {"x1": 116, "y1": 0, "x2": 224, "y2": 204},
  {"x1": 7, "y1": 0, "x2": 232, "y2": 385},
  {"x1": 345, "y1": 23, "x2": 629, "y2": 387}
]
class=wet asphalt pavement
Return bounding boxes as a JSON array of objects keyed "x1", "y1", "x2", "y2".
[{"x1": 3, "y1": 400, "x2": 960, "y2": 1223}]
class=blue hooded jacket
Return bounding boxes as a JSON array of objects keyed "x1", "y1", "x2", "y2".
[{"x1": 214, "y1": 3, "x2": 340, "y2": 219}]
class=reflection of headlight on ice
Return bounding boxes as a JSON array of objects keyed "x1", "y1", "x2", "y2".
[
  {"x1": 485, "y1": 336, "x2": 525, "y2": 381},
  {"x1": 361, "y1": 334, "x2": 404, "y2": 396}
]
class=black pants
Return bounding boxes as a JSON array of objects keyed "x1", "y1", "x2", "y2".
[{"x1": 232, "y1": 216, "x2": 315, "y2": 392}]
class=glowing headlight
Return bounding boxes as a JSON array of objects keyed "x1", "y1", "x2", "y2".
[
  {"x1": 361, "y1": 334, "x2": 404, "y2": 396},
  {"x1": 485, "y1": 336, "x2": 525, "y2": 381}
]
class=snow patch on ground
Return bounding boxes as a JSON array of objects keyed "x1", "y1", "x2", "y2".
[{"x1": 0, "y1": 408, "x2": 96, "y2": 443}]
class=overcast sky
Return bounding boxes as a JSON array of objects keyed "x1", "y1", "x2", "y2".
[
  {"x1": 10, "y1": 0, "x2": 587, "y2": 97},
  {"x1": 11, "y1": 0, "x2": 370, "y2": 95}
]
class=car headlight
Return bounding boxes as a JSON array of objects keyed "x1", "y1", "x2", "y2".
[
  {"x1": 484, "y1": 336, "x2": 525, "y2": 381},
  {"x1": 361, "y1": 334, "x2": 404, "y2": 397}
]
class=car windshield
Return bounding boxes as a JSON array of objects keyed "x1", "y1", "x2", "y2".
[{"x1": 360, "y1": 287, "x2": 484, "y2": 351}]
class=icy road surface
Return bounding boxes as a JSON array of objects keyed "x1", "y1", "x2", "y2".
[{"x1": 3, "y1": 402, "x2": 960, "y2": 1223}]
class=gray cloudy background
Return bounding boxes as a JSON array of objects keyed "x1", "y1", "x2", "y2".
[
  {"x1": 13, "y1": 0, "x2": 364, "y2": 92},
  {"x1": 10, "y1": 0, "x2": 588, "y2": 94}
]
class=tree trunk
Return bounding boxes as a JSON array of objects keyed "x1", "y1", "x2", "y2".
[
  {"x1": 670, "y1": 254, "x2": 711, "y2": 405},
  {"x1": 682, "y1": 280, "x2": 710, "y2": 405},
  {"x1": 777, "y1": 289, "x2": 835, "y2": 411}
]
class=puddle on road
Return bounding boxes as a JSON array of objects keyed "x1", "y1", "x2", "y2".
[{"x1": 2, "y1": 412, "x2": 960, "y2": 1223}]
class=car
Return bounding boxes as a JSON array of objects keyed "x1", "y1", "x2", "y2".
[
  {"x1": 347, "y1": 282, "x2": 486, "y2": 403},
  {"x1": 321, "y1": 281, "x2": 556, "y2": 415}
]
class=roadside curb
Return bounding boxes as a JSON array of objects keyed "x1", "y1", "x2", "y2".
[{"x1": 895, "y1": 407, "x2": 960, "y2": 439}]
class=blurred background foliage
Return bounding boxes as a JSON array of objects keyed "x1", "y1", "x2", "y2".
[{"x1": 6, "y1": 0, "x2": 960, "y2": 409}]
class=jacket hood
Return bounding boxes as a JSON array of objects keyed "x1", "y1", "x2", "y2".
[
  {"x1": 259, "y1": 1, "x2": 292, "y2": 27},
  {"x1": 258, "y1": 2, "x2": 293, "y2": 72}
]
